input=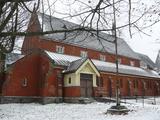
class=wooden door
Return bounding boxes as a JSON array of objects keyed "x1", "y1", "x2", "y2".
[{"x1": 80, "y1": 73, "x2": 93, "y2": 97}]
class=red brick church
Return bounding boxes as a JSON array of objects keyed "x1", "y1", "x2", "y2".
[{"x1": 0, "y1": 12, "x2": 160, "y2": 104}]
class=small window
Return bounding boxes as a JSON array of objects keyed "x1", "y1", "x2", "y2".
[
  {"x1": 120, "y1": 79, "x2": 123, "y2": 88},
  {"x1": 80, "y1": 51, "x2": 88, "y2": 58},
  {"x1": 100, "y1": 54, "x2": 106, "y2": 61},
  {"x1": 136, "y1": 80, "x2": 138, "y2": 88},
  {"x1": 133, "y1": 80, "x2": 136, "y2": 88},
  {"x1": 133, "y1": 80, "x2": 138, "y2": 88},
  {"x1": 143, "y1": 81, "x2": 147, "y2": 89},
  {"x1": 118, "y1": 58, "x2": 121, "y2": 64},
  {"x1": 22, "y1": 78, "x2": 27, "y2": 87},
  {"x1": 130, "y1": 61, "x2": 135, "y2": 66},
  {"x1": 56, "y1": 45, "x2": 64, "y2": 54},
  {"x1": 68, "y1": 77, "x2": 71, "y2": 84},
  {"x1": 147, "y1": 81, "x2": 150, "y2": 89},
  {"x1": 100, "y1": 77, "x2": 103, "y2": 87},
  {"x1": 96, "y1": 76, "x2": 103, "y2": 87}
]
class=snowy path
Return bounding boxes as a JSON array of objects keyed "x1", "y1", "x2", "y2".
[{"x1": 0, "y1": 99, "x2": 160, "y2": 120}]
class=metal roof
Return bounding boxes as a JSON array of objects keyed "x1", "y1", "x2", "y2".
[
  {"x1": 37, "y1": 13, "x2": 140, "y2": 60},
  {"x1": 45, "y1": 51, "x2": 160, "y2": 78},
  {"x1": 65, "y1": 58, "x2": 87, "y2": 73},
  {"x1": 136, "y1": 53, "x2": 155, "y2": 69}
]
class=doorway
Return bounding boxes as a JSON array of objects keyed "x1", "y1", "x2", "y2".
[{"x1": 80, "y1": 73, "x2": 93, "y2": 97}]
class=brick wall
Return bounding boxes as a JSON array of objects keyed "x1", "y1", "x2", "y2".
[
  {"x1": 2, "y1": 53, "x2": 41, "y2": 96},
  {"x1": 95, "y1": 72, "x2": 160, "y2": 97},
  {"x1": 2, "y1": 52, "x2": 63, "y2": 97},
  {"x1": 64, "y1": 87, "x2": 81, "y2": 97},
  {"x1": 22, "y1": 37, "x2": 140, "y2": 67}
]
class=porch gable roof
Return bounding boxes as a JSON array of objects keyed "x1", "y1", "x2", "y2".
[{"x1": 64, "y1": 58, "x2": 100, "y2": 76}]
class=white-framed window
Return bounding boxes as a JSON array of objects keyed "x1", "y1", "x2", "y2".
[
  {"x1": 80, "y1": 51, "x2": 88, "y2": 58},
  {"x1": 130, "y1": 61, "x2": 135, "y2": 66},
  {"x1": 118, "y1": 58, "x2": 121, "y2": 64},
  {"x1": 100, "y1": 54, "x2": 106, "y2": 61},
  {"x1": 22, "y1": 78, "x2": 27, "y2": 87},
  {"x1": 56, "y1": 45, "x2": 64, "y2": 54}
]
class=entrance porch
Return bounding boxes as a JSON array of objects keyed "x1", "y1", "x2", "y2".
[{"x1": 63, "y1": 58, "x2": 100, "y2": 102}]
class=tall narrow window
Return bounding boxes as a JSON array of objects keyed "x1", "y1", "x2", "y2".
[
  {"x1": 120, "y1": 79, "x2": 123, "y2": 88},
  {"x1": 80, "y1": 51, "x2": 88, "y2": 58},
  {"x1": 96, "y1": 76, "x2": 103, "y2": 87},
  {"x1": 136, "y1": 80, "x2": 138, "y2": 88},
  {"x1": 56, "y1": 45, "x2": 64, "y2": 54},
  {"x1": 100, "y1": 77, "x2": 103, "y2": 87},
  {"x1": 100, "y1": 54, "x2": 106, "y2": 61},
  {"x1": 134, "y1": 80, "x2": 138, "y2": 88},
  {"x1": 133, "y1": 80, "x2": 136, "y2": 88}
]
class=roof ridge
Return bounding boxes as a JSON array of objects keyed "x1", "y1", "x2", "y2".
[{"x1": 37, "y1": 13, "x2": 140, "y2": 60}]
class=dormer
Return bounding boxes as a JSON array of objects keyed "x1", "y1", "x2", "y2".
[
  {"x1": 140, "y1": 61, "x2": 147, "y2": 69},
  {"x1": 137, "y1": 53, "x2": 155, "y2": 70}
]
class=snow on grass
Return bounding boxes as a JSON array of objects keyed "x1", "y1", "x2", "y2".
[{"x1": 0, "y1": 99, "x2": 160, "y2": 120}]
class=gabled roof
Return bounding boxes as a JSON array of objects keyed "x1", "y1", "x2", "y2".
[
  {"x1": 65, "y1": 58, "x2": 87, "y2": 73},
  {"x1": 64, "y1": 58, "x2": 100, "y2": 76},
  {"x1": 136, "y1": 53, "x2": 155, "y2": 69},
  {"x1": 37, "y1": 13, "x2": 139, "y2": 60},
  {"x1": 45, "y1": 51, "x2": 160, "y2": 78}
]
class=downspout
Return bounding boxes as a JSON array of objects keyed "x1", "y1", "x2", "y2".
[{"x1": 62, "y1": 73, "x2": 64, "y2": 102}]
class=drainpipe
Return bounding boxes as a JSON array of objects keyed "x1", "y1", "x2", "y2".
[{"x1": 62, "y1": 73, "x2": 64, "y2": 102}]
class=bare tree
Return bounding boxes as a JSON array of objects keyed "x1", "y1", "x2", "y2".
[
  {"x1": 1, "y1": 0, "x2": 160, "y2": 51},
  {"x1": 0, "y1": 0, "x2": 160, "y2": 85}
]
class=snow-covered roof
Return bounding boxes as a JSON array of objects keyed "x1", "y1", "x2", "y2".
[
  {"x1": 37, "y1": 13, "x2": 139, "y2": 60},
  {"x1": 5, "y1": 53, "x2": 24, "y2": 65},
  {"x1": 136, "y1": 53, "x2": 155, "y2": 69},
  {"x1": 45, "y1": 51, "x2": 160, "y2": 78},
  {"x1": 65, "y1": 58, "x2": 87, "y2": 73}
]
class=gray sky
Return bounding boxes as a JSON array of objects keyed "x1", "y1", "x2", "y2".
[{"x1": 123, "y1": 22, "x2": 160, "y2": 62}]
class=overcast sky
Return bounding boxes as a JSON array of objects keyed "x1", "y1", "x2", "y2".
[{"x1": 123, "y1": 21, "x2": 160, "y2": 62}]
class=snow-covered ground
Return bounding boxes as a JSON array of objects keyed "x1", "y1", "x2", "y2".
[{"x1": 0, "y1": 98, "x2": 160, "y2": 120}]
